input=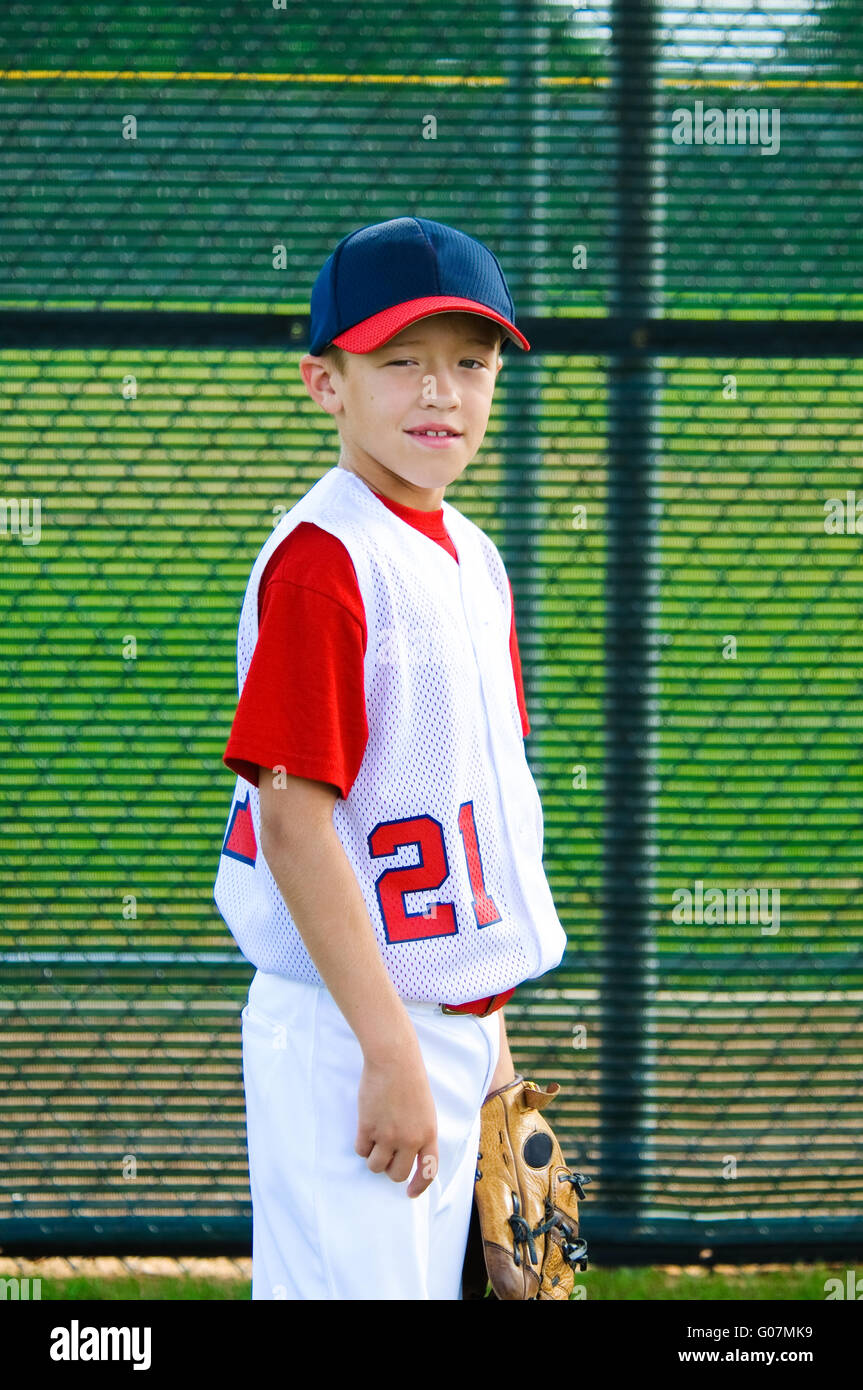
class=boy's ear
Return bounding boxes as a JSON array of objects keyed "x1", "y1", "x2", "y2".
[{"x1": 299, "y1": 353, "x2": 344, "y2": 418}]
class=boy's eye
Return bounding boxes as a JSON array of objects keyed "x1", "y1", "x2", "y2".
[{"x1": 386, "y1": 358, "x2": 487, "y2": 368}]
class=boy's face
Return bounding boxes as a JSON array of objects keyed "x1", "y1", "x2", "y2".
[{"x1": 299, "y1": 311, "x2": 505, "y2": 509}]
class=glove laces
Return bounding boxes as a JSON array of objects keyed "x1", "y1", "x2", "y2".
[{"x1": 507, "y1": 1194, "x2": 560, "y2": 1267}]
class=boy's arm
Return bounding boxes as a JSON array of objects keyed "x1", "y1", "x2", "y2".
[
  {"x1": 486, "y1": 1009, "x2": 517, "y2": 1098},
  {"x1": 258, "y1": 767, "x2": 439, "y2": 1198}
]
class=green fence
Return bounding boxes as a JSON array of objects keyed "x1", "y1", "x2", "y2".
[{"x1": 1, "y1": 1, "x2": 861, "y2": 1263}]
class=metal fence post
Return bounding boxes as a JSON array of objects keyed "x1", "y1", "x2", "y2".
[
  {"x1": 497, "y1": 0, "x2": 550, "y2": 721},
  {"x1": 598, "y1": 0, "x2": 663, "y2": 1213}
]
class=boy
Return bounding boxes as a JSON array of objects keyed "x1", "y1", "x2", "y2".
[{"x1": 214, "y1": 216, "x2": 567, "y2": 1300}]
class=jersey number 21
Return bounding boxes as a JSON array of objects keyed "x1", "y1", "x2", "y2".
[{"x1": 368, "y1": 802, "x2": 502, "y2": 944}]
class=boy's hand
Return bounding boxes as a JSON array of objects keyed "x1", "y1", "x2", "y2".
[{"x1": 355, "y1": 1051, "x2": 439, "y2": 1198}]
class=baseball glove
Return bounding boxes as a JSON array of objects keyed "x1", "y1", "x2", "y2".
[{"x1": 468, "y1": 1074, "x2": 590, "y2": 1300}]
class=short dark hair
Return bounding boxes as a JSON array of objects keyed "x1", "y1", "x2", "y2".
[{"x1": 319, "y1": 343, "x2": 350, "y2": 375}]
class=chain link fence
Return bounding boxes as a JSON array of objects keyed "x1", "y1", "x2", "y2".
[{"x1": 1, "y1": 1, "x2": 861, "y2": 1278}]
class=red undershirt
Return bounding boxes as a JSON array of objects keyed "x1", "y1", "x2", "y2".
[{"x1": 223, "y1": 485, "x2": 531, "y2": 797}]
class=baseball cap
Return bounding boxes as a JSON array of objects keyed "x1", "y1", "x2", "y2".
[{"x1": 308, "y1": 216, "x2": 530, "y2": 356}]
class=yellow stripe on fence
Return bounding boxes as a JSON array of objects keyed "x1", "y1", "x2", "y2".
[{"x1": 0, "y1": 70, "x2": 861, "y2": 90}]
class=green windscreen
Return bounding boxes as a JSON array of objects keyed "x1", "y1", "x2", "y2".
[{"x1": 1, "y1": 1, "x2": 861, "y2": 1258}]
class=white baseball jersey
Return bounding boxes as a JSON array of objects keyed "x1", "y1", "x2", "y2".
[{"x1": 213, "y1": 464, "x2": 567, "y2": 1003}]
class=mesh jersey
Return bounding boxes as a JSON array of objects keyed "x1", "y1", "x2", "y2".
[
  {"x1": 213, "y1": 464, "x2": 567, "y2": 1002},
  {"x1": 220, "y1": 503, "x2": 530, "y2": 797}
]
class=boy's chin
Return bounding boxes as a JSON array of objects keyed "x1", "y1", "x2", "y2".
[{"x1": 393, "y1": 456, "x2": 472, "y2": 491}]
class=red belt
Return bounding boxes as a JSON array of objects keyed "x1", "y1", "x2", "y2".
[{"x1": 440, "y1": 987, "x2": 515, "y2": 1017}]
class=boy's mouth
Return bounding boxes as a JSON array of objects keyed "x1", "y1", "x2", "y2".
[{"x1": 405, "y1": 426, "x2": 462, "y2": 447}]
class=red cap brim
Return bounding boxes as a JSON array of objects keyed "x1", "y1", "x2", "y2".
[{"x1": 331, "y1": 296, "x2": 530, "y2": 353}]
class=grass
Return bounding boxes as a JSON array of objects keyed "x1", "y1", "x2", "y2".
[{"x1": 4, "y1": 1259, "x2": 849, "y2": 1300}]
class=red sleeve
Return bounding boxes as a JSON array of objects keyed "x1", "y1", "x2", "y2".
[
  {"x1": 508, "y1": 578, "x2": 531, "y2": 738},
  {"x1": 222, "y1": 523, "x2": 369, "y2": 798}
]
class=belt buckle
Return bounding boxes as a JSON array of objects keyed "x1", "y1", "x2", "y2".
[{"x1": 440, "y1": 994, "x2": 499, "y2": 1017}]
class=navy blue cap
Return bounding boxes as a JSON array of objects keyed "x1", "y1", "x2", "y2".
[{"x1": 308, "y1": 216, "x2": 529, "y2": 355}]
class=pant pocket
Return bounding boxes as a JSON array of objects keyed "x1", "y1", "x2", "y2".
[{"x1": 473, "y1": 1011, "x2": 501, "y2": 1101}]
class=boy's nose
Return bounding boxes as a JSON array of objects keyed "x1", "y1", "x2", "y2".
[{"x1": 421, "y1": 372, "x2": 459, "y2": 403}]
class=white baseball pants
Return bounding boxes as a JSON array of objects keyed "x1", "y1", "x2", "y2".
[{"x1": 240, "y1": 968, "x2": 501, "y2": 1300}]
